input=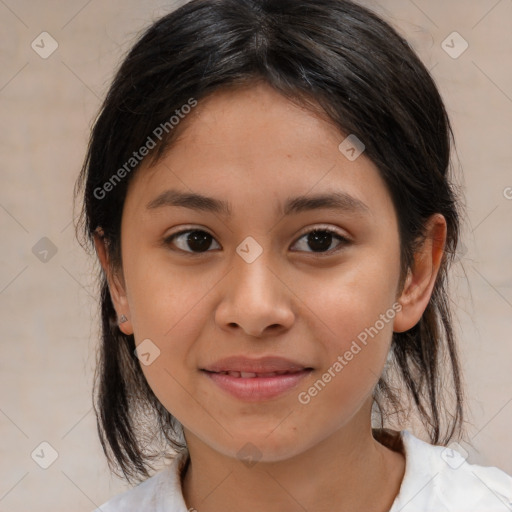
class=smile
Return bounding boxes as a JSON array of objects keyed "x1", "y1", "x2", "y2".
[
  {"x1": 202, "y1": 368, "x2": 313, "y2": 401},
  {"x1": 211, "y1": 370, "x2": 300, "y2": 378}
]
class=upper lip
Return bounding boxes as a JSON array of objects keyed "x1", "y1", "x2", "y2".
[{"x1": 201, "y1": 356, "x2": 311, "y2": 374}]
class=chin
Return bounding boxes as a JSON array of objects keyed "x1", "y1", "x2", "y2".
[{"x1": 217, "y1": 431, "x2": 307, "y2": 465}]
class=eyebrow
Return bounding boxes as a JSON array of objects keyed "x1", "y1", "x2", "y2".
[{"x1": 145, "y1": 189, "x2": 370, "y2": 217}]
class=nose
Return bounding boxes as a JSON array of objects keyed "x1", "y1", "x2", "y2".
[{"x1": 214, "y1": 250, "x2": 295, "y2": 338}]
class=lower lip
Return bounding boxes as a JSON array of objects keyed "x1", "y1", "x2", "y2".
[{"x1": 202, "y1": 369, "x2": 312, "y2": 402}]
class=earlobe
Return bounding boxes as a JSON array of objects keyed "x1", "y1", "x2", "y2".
[
  {"x1": 393, "y1": 214, "x2": 447, "y2": 333},
  {"x1": 93, "y1": 229, "x2": 134, "y2": 336}
]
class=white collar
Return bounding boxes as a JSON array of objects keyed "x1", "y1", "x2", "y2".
[{"x1": 97, "y1": 429, "x2": 512, "y2": 511}]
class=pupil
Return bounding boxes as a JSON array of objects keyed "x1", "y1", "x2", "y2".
[
  {"x1": 187, "y1": 231, "x2": 212, "y2": 252},
  {"x1": 308, "y1": 230, "x2": 332, "y2": 252},
  {"x1": 184, "y1": 230, "x2": 333, "y2": 253}
]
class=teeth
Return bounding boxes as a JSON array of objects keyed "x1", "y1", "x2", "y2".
[
  {"x1": 211, "y1": 368, "x2": 307, "y2": 376},
  {"x1": 240, "y1": 372, "x2": 257, "y2": 378},
  {"x1": 218, "y1": 370, "x2": 298, "y2": 378}
]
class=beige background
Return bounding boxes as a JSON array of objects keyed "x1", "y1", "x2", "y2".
[{"x1": 0, "y1": 0, "x2": 511, "y2": 511}]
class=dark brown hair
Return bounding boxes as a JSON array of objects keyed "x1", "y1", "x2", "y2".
[{"x1": 75, "y1": 0, "x2": 466, "y2": 484}]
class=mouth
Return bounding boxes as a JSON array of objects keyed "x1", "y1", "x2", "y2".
[
  {"x1": 200, "y1": 355, "x2": 313, "y2": 401},
  {"x1": 202, "y1": 369, "x2": 309, "y2": 378},
  {"x1": 201, "y1": 355, "x2": 311, "y2": 374}
]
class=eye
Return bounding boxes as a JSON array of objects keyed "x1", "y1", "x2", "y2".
[
  {"x1": 164, "y1": 229, "x2": 221, "y2": 254},
  {"x1": 164, "y1": 226, "x2": 350, "y2": 255},
  {"x1": 291, "y1": 227, "x2": 350, "y2": 254}
]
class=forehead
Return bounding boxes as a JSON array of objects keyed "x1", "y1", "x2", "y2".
[
  {"x1": 124, "y1": 82, "x2": 394, "y2": 222},
  {"x1": 178, "y1": 82, "x2": 342, "y2": 161}
]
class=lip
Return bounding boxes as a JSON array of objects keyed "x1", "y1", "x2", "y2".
[
  {"x1": 200, "y1": 356, "x2": 313, "y2": 402},
  {"x1": 201, "y1": 355, "x2": 309, "y2": 374}
]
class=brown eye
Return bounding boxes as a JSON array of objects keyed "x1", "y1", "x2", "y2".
[
  {"x1": 165, "y1": 229, "x2": 221, "y2": 253},
  {"x1": 291, "y1": 228, "x2": 350, "y2": 254},
  {"x1": 164, "y1": 226, "x2": 349, "y2": 256}
]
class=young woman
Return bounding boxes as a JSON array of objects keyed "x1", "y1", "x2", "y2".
[{"x1": 75, "y1": 0, "x2": 512, "y2": 510}]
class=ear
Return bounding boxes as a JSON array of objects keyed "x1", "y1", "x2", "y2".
[
  {"x1": 393, "y1": 214, "x2": 447, "y2": 333},
  {"x1": 93, "y1": 229, "x2": 134, "y2": 336}
]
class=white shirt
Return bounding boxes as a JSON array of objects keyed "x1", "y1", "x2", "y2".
[{"x1": 94, "y1": 430, "x2": 512, "y2": 511}]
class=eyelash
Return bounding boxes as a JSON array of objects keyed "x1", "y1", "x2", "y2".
[{"x1": 163, "y1": 225, "x2": 351, "y2": 256}]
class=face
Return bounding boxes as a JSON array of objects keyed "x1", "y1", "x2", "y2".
[{"x1": 112, "y1": 82, "x2": 407, "y2": 462}]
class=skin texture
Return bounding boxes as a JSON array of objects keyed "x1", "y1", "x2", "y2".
[{"x1": 95, "y1": 82, "x2": 447, "y2": 512}]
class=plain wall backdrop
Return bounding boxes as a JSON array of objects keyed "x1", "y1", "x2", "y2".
[{"x1": 0, "y1": 0, "x2": 511, "y2": 511}]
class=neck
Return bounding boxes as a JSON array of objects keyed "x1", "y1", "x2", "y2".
[{"x1": 181, "y1": 408, "x2": 405, "y2": 512}]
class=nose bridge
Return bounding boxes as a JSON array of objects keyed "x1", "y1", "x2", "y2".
[
  {"x1": 234, "y1": 246, "x2": 276, "y2": 299},
  {"x1": 215, "y1": 239, "x2": 295, "y2": 336},
  {"x1": 230, "y1": 237, "x2": 282, "y2": 304}
]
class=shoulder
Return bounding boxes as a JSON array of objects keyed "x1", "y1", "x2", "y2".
[
  {"x1": 391, "y1": 430, "x2": 512, "y2": 512},
  {"x1": 92, "y1": 450, "x2": 190, "y2": 512}
]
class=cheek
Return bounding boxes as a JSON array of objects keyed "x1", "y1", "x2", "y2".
[
  {"x1": 311, "y1": 248, "x2": 400, "y2": 342},
  {"x1": 301, "y1": 249, "x2": 400, "y2": 399},
  {"x1": 124, "y1": 247, "x2": 204, "y2": 335},
  {"x1": 122, "y1": 251, "x2": 232, "y2": 414}
]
